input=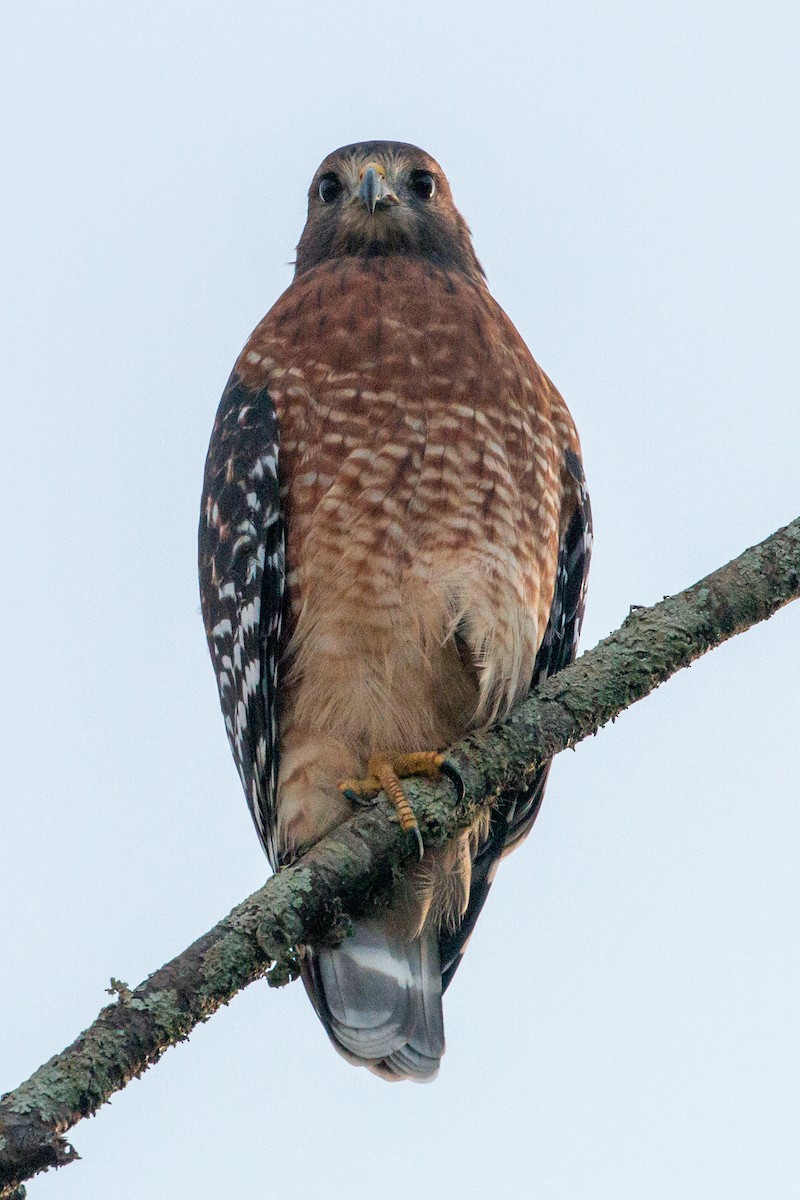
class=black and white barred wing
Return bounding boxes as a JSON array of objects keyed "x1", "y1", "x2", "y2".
[
  {"x1": 198, "y1": 373, "x2": 285, "y2": 868},
  {"x1": 439, "y1": 448, "x2": 592, "y2": 991}
]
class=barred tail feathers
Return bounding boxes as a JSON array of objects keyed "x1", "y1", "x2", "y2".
[{"x1": 302, "y1": 918, "x2": 444, "y2": 1082}]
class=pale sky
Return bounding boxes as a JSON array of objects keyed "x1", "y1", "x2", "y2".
[{"x1": 2, "y1": 2, "x2": 798, "y2": 1197}]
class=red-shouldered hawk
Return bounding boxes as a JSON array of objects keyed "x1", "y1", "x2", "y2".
[{"x1": 199, "y1": 141, "x2": 591, "y2": 1081}]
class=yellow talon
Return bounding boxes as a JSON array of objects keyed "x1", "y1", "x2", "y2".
[
  {"x1": 338, "y1": 775, "x2": 381, "y2": 801},
  {"x1": 338, "y1": 751, "x2": 448, "y2": 861}
]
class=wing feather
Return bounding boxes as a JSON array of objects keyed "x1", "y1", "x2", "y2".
[{"x1": 198, "y1": 373, "x2": 285, "y2": 867}]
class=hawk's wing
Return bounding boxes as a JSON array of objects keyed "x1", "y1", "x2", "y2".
[
  {"x1": 198, "y1": 373, "x2": 285, "y2": 868},
  {"x1": 440, "y1": 448, "x2": 592, "y2": 990}
]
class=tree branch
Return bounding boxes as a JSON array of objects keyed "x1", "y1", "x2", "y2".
[{"x1": 2, "y1": 516, "x2": 799, "y2": 1196}]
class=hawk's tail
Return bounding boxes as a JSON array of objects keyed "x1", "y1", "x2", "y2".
[{"x1": 301, "y1": 917, "x2": 444, "y2": 1082}]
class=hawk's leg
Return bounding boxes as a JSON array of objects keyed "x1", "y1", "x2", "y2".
[{"x1": 339, "y1": 751, "x2": 451, "y2": 861}]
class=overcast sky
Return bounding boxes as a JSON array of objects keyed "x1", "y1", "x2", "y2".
[{"x1": 2, "y1": 2, "x2": 798, "y2": 1197}]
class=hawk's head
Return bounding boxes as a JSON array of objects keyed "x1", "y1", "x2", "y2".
[{"x1": 294, "y1": 141, "x2": 484, "y2": 281}]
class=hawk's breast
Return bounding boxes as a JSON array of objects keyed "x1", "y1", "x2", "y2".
[{"x1": 236, "y1": 256, "x2": 575, "y2": 734}]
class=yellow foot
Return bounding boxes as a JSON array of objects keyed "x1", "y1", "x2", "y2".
[{"x1": 339, "y1": 751, "x2": 448, "y2": 861}]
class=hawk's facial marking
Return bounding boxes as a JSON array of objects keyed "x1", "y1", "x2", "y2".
[{"x1": 295, "y1": 140, "x2": 484, "y2": 282}]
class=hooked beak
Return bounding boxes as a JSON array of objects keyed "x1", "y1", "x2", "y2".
[{"x1": 356, "y1": 163, "x2": 398, "y2": 216}]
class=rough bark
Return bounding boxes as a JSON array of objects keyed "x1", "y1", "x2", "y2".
[{"x1": 2, "y1": 516, "x2": 798, "y2": 1196}]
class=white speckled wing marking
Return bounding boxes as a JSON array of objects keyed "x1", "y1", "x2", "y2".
[{"x1": 198, "y1": 373, "x2": 285, "y2": 867}]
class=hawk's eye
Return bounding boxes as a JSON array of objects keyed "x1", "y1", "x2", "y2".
[
  {"x1": 318, "y1": 173, "x2": 342, "y2": 204},
  {"x1": 409, "y1": 171, "x2": 436, "y2": 201}
]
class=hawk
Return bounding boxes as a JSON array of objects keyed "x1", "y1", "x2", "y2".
[{"x1": 199, "y1": 141, "x2": 591, "y2": 1081}]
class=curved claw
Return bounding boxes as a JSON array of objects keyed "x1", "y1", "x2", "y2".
[
  {"x1": 339, "y1": 775, "x2": 381, "y2": 808},
  {"x1": 341, "y1": 786, "x2": 379, "y2": 809},
  {"x1": 438, "y1": 756, "x2": 466, "y2": 804},
  {"x1": 407, "y1": 823, "x2": 424, "y2": 862}
]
